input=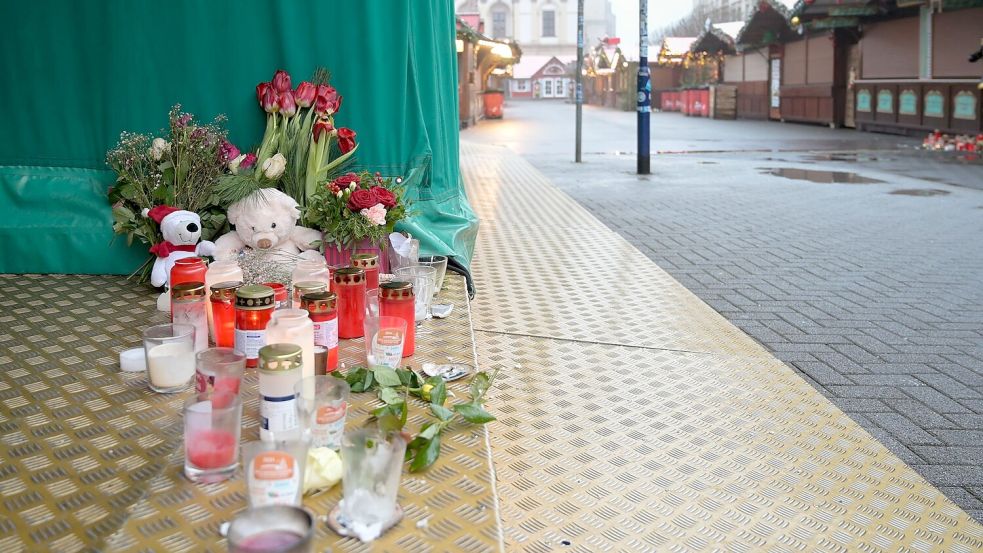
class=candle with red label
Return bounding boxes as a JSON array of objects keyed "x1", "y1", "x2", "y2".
[
  {"x1": 234, "y1": 285, "x2": 275, "y2": 368},
  {"x1": 379, "y1": 281, "x2": 415, "y2": 357},
  {"x1": 301, "y1": 292, "x2": 338, "y2": 372},
  {"x1": 334, "y1": 267, "x2": 366, "y2": 339},
  {"x1": 209, "y1": 281, "x2": 241, "y2": 347},
  {"x1": 351, "y1": 253, "x2": 380, "y2": 291}
]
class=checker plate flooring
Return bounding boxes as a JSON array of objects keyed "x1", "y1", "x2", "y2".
[{"x1": 460, "y1": 141, "x2": 983, "y2": 552}]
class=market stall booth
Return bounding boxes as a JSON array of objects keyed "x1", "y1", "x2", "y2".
[
  {"x1": 733, "y1": 0, "x2": 800, "y2": 120},
  {"x1": 851, "y1": 4, "x2": 983, "y2": 135},
  {"x1": 456, "y1": 17, "x2": 520, "y2": 127},
  {"x1": 655, "y1": 37, "x2": 696, "y2": 113},
  {"x1": 690, "y1": 21, "x2": 745, "y2": 119}
]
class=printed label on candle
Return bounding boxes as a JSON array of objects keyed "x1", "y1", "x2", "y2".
[
  {"x1": 261, "y1": 394, "x2": 298, "y2": 435},
  {"x1": 234, "y1": 329, "x2": 266, "y2": 360},
  {"x1": 249, "y1": 451, "x2": 299, "y2": 506},
  {"x1": 313, "y1": 319, "x2": 338, "y2": 349},
  {"x1": 369, "y1": 329, "x2": 404, "y2": 368},
  {"x1": 312, "y1": 401, "x2": 347, "y2": 449}
]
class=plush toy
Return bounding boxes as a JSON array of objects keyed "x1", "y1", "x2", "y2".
[
  {"x1": 212, "y1": 188, "x2": 323, "y2": 262},
  {"x1": 144, "y1": 206, "x2": 216, "y2": 311}
]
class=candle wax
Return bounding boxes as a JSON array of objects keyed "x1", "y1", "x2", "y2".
[
  {"x1": 186, "y1": 429, "x2": 236, "y2": 468},
  {"x1": 147, "y1": 343, "x2": 195, "y2": 387},
  {"x1": 236, "y1": 530, "x2": 304, "y2": 551}
]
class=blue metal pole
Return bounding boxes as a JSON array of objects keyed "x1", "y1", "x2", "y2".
[{"x1": 637, "y1": 0, "x2": 650, "y2": 174}]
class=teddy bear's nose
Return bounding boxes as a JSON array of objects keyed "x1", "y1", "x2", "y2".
[
  {"x1": 257, "y1": 238, "x2": 273, "y2": 249},
  {"x1": 186, "y1": 223, "x2": 199, "y2": 233}
]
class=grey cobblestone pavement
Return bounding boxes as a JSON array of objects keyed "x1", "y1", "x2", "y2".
[{"x1": 464, "y1": 101, "x2": 983, "y2": 521}]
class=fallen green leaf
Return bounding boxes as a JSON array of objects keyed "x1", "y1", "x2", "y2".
[{"x1": 453, "y1": 402, "x2": 496, "y2": 424}]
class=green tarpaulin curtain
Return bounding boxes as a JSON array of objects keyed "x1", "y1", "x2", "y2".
[{"x1": 0, "y1": 0, "x2": 477, "y2": 274}]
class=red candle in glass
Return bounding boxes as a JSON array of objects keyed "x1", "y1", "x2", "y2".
[
  {"x1": 171, "y1": 257, "x2": 207, "y2": 287},
  {"x1": 351, "y1": 253, "x2": 380, "y2": 291},
  {"x1": 234, "y1": 285, "x2": 275, "y2": 368},
  {"x1": 380, "y1": 281, "x2": 415, "y2": 357},
  {"x1": 209, "y1": 281, "x2": 241, "y2": 347},
  {"x1": 187, "y1": 429, "x2": 237, "y2": 468},
  {"x1": 334, "y1": 267, "x2": 366, "y2": 339},
  {"x1": 262, "y1": 282, "x2": 288, "y2": 309},
  {"x1": 301, "y1": 292, "x2": 339, "y2": 372}
]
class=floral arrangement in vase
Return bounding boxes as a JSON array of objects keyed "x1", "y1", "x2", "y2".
[{"x1": 304, "y1": 171, "x2": 409, "y2": 253}]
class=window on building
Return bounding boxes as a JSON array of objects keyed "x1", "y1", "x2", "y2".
[
  {"x1": 542, "y1": 10, "x2": 555, "y2": 37},
  {"x1": 491, "y1": 10, "x2": 507, "y2": 38},
  {"x1": 544, "y1": 79, "x2": 553, "y2": 96}
]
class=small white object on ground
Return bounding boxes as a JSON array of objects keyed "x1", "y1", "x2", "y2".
[{"x1": 119, "y1": 347, "x2": 147, "y2": 372}]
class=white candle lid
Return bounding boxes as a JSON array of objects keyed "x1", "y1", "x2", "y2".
[{"x1": 120, "y1": 347, "x2": 147, "y2": 372}]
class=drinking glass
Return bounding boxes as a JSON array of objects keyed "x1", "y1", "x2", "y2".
[
  {"x1": 393, "y1": 266, "x2": 436, "y2": 322},
  {"x1": 294, "y1": 376, "x2": 350, "y2": 450},
  {"x1": 387, "y1": 238, "x2": 419, "y2": 273},
  {"x1": 143, "y1": 323, "x2": 196, "y2": 393},
  {"x1": 195, "y1": 348, "x2": 246, "y2": 395},
  {"x1": 362, "y1": 316, "x2": 407, "y2": 369},
  {"x1": 365, "y1": 289, "x2": 380, "y2": 319},
  {"x1": 243, "y1": 440, "x2": 310, "y2": 508},
  {"x1": 227, "y1": 505, "x2": 314, "y2": 553},
  {"x1": 339, "y1": 429, "x2": 406, "y2": 540},
  {"x1": 184, "y1": 391, "x2": 242, "y2": 483},
  {"x1": 417, "y1": 255, "x2": 448, "y2": 294}
]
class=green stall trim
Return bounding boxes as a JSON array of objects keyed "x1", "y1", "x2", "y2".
[{"x1": 0, "y1": 0, "x2": 475, "y2": 275}]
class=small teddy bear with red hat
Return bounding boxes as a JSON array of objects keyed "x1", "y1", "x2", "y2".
[{"x1": 144, "y1": 205, "x2": 216, "y2": 290}]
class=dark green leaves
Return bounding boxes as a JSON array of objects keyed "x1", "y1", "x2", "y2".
[
  {"x1": 430, "y1": 404, "x2": 454, "y2": 422},
  {"x1": 452, "y1": 402, "x2": 496, "y2": 424},
  {"x1": 372, "y1": 368, "x2": 402, "y2": 388},
  {"x1": 426, "y1": 376, "x2": 447, "y2": 407},
  {"x1": 408, "y1": 432, "x2": 441, "y2": 472}
]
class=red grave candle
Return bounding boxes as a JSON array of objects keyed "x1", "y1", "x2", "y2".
[
  {"x1": 262, "y1": 282, "x2": 288, "y2": 309},
  {"x1": 209, "y1": 281, "x2": 241, "y2": 347},
  {"x1": 351, "y1": 253, "x2": 380, "y2": 291},
  {"x1": 334, "y1": 267, "x2": 366, "y2": 339},
  {"x1": 379, "y1": 281, "x2": 415, "y2": 357},
  {"x1": 171, "y1": 257, "x2": 207, "y2": 287},
  {"x1": 301, "y1": 292, "x2": 339, "y2": 372},
  {"x1": 234, "y1": 285, "x2": 275, "y2": 368}
]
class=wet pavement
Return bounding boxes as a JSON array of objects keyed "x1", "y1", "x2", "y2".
[{"x1": 463, "y1": 100, "x2": 983, "y2": 521}]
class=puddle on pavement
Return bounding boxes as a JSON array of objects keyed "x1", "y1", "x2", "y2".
[
  {"x1": 759, "y1": 167, "x2": 884, "y2": 184},
  {"x1": 889, "y1": 189, "x2": 951, "y2": 197},
  {"x1": 698, "y1": 161, "x2": 718, "y2": 165},
  {"x1": 806, "y1": 153, "x2": 880, "y2": 163}
]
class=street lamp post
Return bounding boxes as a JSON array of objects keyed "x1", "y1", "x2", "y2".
[
  {"x1": 637, "y1": 0, "x2": 650, "y2": 174},
  {"x1": 575, "y1": 0, "x2": 584, "y2": 163}
]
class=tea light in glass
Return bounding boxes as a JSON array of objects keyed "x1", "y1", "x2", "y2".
[{"x1": 143, "y1": 323, "x2": 196, "y2": 393}]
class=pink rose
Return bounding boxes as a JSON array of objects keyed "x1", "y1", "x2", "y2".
[{"x1": 360, "y1": 204, "x2": 387, "y2": 226}]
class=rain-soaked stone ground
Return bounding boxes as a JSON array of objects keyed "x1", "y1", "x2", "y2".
[{"x1": 464, "y1": 100, "x2": 983, "y2": 521}]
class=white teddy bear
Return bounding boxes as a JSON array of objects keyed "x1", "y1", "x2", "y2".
[
  {"x1": 212, "y1": 188, "x2": 323, "y2": 262},
  {"x1": 144, "y1": 206, "x2": 216, "y2": 311}
]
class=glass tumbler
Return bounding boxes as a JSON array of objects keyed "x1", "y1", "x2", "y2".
[
  {"x1": 363, "y1": 316, "x2": 407, "y2": 369},
  {"x1": 417, "y1": 255, "x2": 448, "y2": 294},
  {"x1": 184, "y1": 391, "x2": 242, "y2": 483},
  {"x1": 339, "y1": 429, "x2": 407, "y2": 539},
  {"x1": 227, "y1": 505, "x2": 314, "y2": 553},
  {"x1": 393, "y1": 266, "x2": 436, "y2": 322},
  {"x1": 294, "y1": 376, "x2": 350, "y2": 450},
  {"x1": 195, "y1": 347, "x2": 246, "y2": 395},
  {"x1": 143, "y1": 323, "x2": 196, "y2": 393}
]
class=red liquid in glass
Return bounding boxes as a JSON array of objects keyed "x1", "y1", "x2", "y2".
[
  {"x1": 236, "y1": 530, "x2": 304, "y2": 551},
  {"x1": 186, "y1": 429, "x2": 236, "y2": 468}
]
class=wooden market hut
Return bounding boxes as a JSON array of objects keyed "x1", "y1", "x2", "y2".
[
  {"x1": 730, "y1": 0, "x2": 799, "y2": 120},
  {"x1": 655, "y1": 37, "x2": 696, "y2": 112},
  {"x1": 843, "y1": 1, "x2": 983, "y2": 135},
  {"x1": 585, "y1": 38, "x2": 628, "y2": 108},
  {"x1": 690, "y1": 21, "x2": 745, "y2": 119},
  {"x1": 456, "y1": 16, "x2": 521, "y2": 128}
]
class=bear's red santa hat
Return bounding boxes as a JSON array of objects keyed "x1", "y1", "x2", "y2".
[
  {"x1": 142, "y1": 205, "x2": 197, "y2": 258},
  {"x1": 143, "y1": 205, "x2": 181, "y2": 225}
]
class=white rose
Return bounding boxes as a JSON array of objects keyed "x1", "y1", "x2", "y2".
[
  {"x1": 262, "y1": 153, "x2": 287, "y2": 179},
  {"x1": 229, "y1": 153, "x2": 246, "y2": 175},
  {"x1": 149, "y1": 138, "x2": 170, "y2": 161}
]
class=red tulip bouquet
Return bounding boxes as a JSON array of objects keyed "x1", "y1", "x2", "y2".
[
  {"x1": 215, "y1": 68, "x2": 358, "y2": 209},
  {"x1": 304, "y1": 171, "x2": 409, "y2": 251}
]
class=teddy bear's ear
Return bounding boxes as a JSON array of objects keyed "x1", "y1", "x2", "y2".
[{"x1": 226, "y1": 201, "x2": 242, "y2": 226}]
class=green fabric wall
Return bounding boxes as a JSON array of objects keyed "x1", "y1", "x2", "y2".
[{"x1": 0, "y1": 0, "x2": 475, "y2": 274}]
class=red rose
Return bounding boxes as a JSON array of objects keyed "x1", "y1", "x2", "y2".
[
  {"x1": 337, "y1": 127, "x2": 356, "y2": 154},
  {"x1": 347, "y1": 188, "x2": 377, "y2": 211},
  {"x1": 370, "y1": 186, "x2": 396, "y2": 208},
  {"x1": 329, "y1": 172, "x2": 360, "y2": 193}
]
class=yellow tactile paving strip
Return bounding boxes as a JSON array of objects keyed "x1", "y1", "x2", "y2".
[
  {"x1": 460, "y1": 141, "x2": 983, "y2": 552},
  {"x1": 0, "y1": 274, "x2": 501, "y2": 553}
]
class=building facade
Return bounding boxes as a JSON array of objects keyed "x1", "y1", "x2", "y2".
[{"x1": 693, "y1": 0, "x2": 756, "y2": 23}]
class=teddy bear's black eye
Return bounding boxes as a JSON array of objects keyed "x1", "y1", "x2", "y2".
[
  {"x1": 271, "y1": 223, "x2": 277, "y2": 229},
  {"x1": 252, "y1": 226, "x2": 256, "y2": 231}
]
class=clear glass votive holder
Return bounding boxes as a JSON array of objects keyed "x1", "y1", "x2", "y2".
[
  {"x1": 195, "y1": 348, "x2": 246, "y2": 395},
  {"x1": 143, "y1": 323, "x2": 196, "y2": 393},
  {"x1": 184, "y1": 391, "x2": 242, "y2": 483},
  {"x1": 294, "y1": 376, "x2": 350, "y2": 450},
  {"x1": 339, "y1": 428, "x2": 406, "y2": 539},
  {"x1": 227, "y1": 505, "x2": 314, "y2": 553},
  {"x1": 365, "y1": 289, "x2": 380, "y2": 319},
  {"x1": 417, "y1": 255, "x2": 448, "y2": 293},
  {"x1": 393, "y1": 266, "x2": 436, "y2": 323},
  {"x1": 362, "y1": 316, "x2": 407, "y2": 369},
  {"x1": 243, "y1": 440, "x2": 309, "y2": 508}
]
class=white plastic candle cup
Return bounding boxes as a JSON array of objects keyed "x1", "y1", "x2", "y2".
[
  {"x1": 362, "y1": 316, "x2": 407, "y2": 369},
  {"x1": 294, "y1": 376, "x2": 350, "y2": 450},
  {"x1": 227, "y1": 505, "x2": 314, "y2": 553},
  {"x1": 243, "y1": 440, "x2": 310, "y2": 508},
  {"x1": 143, "y1": 323, "x2": 196, "y2": 393},
  {"x1": 184, "y1": 391, "x2": 242, "y2": 484}
]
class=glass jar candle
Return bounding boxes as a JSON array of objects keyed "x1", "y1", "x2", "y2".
[
  {"x1": 351, "y1": 253, "x2": 380, "y2": 291},
  {"x1": 210, "y1": 281, "x2": 242, "y2": 347},
  {"x1": 301, "y1": 292, "x2": 338, "y2": 373},
  {"x1": 205, "y1": 260, "x2": 243, "y2": 340},
  {"x1": 258, "y1": 344, "x2": 303, "y2": 441},
  {"x1": 334, "y1": 267, "x2": 366, "y2": 339},
  {"x1": 379, "y1": 281, "x2": 415, "y2": 358},
  {"x1": 171, "y1": 257, "x2": 207, "y2": 287},
  {"x1": 235, "y1": 285, "x2": 275, "y2": 368},
  {"x1": 171, "y1": 282, "x2": 208, "y2": 352},
  {"x1": 265, "y1": 309, "x2": 315, "y2": 381},
  {"x1": 263, "y1": 282, "x2": 289, "y2": 310},
  {"x1": 291, "y1": 281, "x2": 327, "y2": 310},
  {"x1": 291, "y1": 260, "x2": 331, "y2": 297}
]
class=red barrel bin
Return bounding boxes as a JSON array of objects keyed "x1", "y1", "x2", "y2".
[
  {"x1": 482, "y1": 90, "x2": 504, "y2": 119},
  {"x1": 661, "y1": 92, "x2": 675, "y2": 111}
]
